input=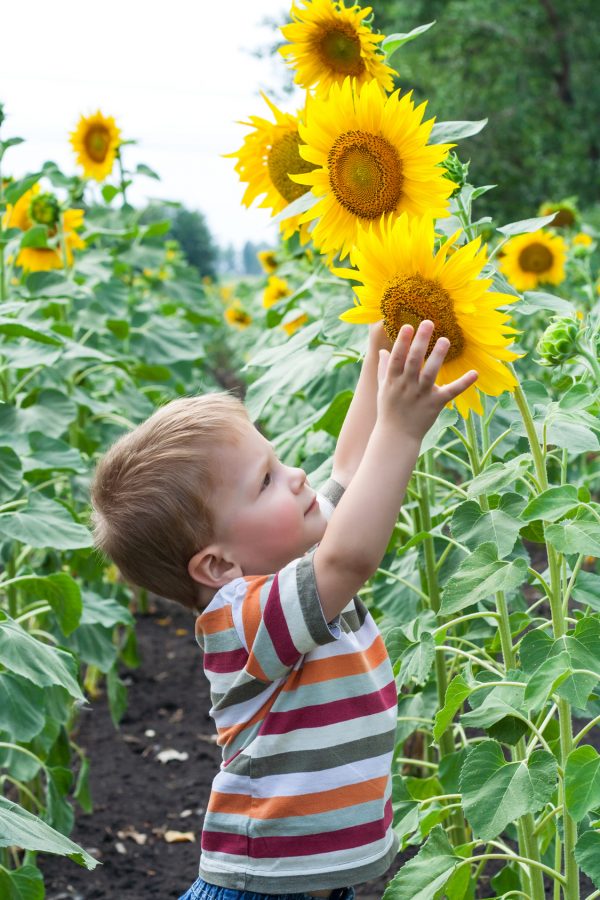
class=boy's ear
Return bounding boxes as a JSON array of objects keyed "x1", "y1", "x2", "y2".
[{"x1": 187, "y1": 545, "x2": 242, "y2": 590}]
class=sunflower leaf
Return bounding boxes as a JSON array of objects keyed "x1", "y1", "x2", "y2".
[
  {"x1": 430, "y1": 119, "x2": 487, "y2": 144},
  {"x1": 497, "y1": 214, "x2": 557, "y2": 235},
  {"x1": 272, "y1": 191, "x2": 319, "y2": 224},
  {"x1": 382, "y1": 22, "x2": 436, "y2": 60}
]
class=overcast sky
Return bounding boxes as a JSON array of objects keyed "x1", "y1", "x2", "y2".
[{"x1": 1, "y1": 0, "x2": 303, "y2": 250}]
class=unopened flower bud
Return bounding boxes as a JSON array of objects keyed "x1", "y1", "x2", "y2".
[
  {"x1": 29, "y1": 192, "x2": 60, "y2": 228},
  {"x1": 536, "y1": 316, "x2": 581, "y2": 367}
]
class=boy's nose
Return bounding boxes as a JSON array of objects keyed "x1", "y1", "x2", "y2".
[{"x1": 289, "y1": 466, "x2": 307, "y2": 492}]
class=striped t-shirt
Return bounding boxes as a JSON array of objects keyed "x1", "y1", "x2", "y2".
[{"x1": 195, "y1": 479, "x2": 399, "y2": 893}]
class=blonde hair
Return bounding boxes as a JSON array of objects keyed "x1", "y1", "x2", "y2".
[{"x1": 90, "y1": 393, "x2": 249, "y2": 610}]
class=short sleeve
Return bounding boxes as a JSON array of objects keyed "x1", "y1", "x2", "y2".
[{"x1": 230, "y1": 552, "x2": 342, "y2": 683}]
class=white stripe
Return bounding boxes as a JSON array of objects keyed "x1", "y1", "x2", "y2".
[{"x1": 247, "y1": 709, "x2": 396, "y2": 757}]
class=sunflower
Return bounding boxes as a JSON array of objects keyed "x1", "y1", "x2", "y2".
[
  {"x1": 263, "y1": 275, "x2": 291, "y2": 309},
  {"x1": 538, "y1": 199, "x2": 578, "y2": 229},
  {"x1": 258, "y1": 249, "x2": 278, "y2": 273},
  {"x1": 280, "y1": 0, "x2": 396, "y2": 98},
  {"x1": 4, "y1": 186, "x2": 85, "y2": 272},
  {"x1": 224, "y1": 302, "x2": 252, "y2": 329},
  {"x1": 499, "y1": 230, "x2": 567, "y2": 293},
  {"x1": 572, "y1": 232, "x2": 593, "y2": 248},
  {"x1": 338, "y1": 214, "x2": 520, "y2": 418},
  {"x1": 70, "y1": 111, "x2": 121, "y2": 182},
  {"x1": 282, "y1": 311, "x2": 309, "y2": 335},
  {"x1": 294, "y1": 78, "x2": 454, "y2": 260},
  {"x1": 226, "y1": 93, "x2": 316, "y2": 242}
]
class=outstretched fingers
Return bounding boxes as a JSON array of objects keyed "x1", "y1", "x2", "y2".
[
  {"x1": 439, "y1": 368, "x2": 479, "y2": 403},
  {"x1": 402, "y1": 320, "x2": 435, "y2": 379},
  {"x1": 386, "y1": 323, "x2": 415, "y2": 377}
]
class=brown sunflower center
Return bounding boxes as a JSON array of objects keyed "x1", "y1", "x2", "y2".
[
  {"x1": 328, "y1": 131, "x2": 403, "y2": 219},
  {"x1": 84, "y1": 125, "x2": 111, "y2": 163},
  {"x1": 232, "y1": 309, "x2": 250, "y2": 324},
  {"x1": 549, "y1": 208, "x2": 575, "y2": 228},
  {"x1": 380, "y1": 273, "x2": 465, "y2": 361},
  {"x1": 268, "y1": 131, "x2": 317, "y2": 203},
  {"x1": 315, "y1": 24, "x2": 366, "y2": 76},
  {"x1": 518, "y1": 243, "x2": 553, "y2": 274}
]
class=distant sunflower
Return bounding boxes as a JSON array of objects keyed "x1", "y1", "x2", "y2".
[
  {"x1": 226, "y1": 93, "x2": 316, "y2": 242},
  {"x1": 338, "y1": 214, "x2": 520, "y2": 418},
  {"x1": 572, "y1": 232, "x2": 593, "y2": 248},
  {"x1": 282, "y1": 311, "x2": 309, "y2": 335},
  {"x1": 499, "y1": 230, "x2": 566, "y2": 292},
  {"x1": 263, "y1": 275, "x2": 291, "y2": 308},
  {"x1": 258, "y1": 249, "x2": 278, "y2": 273},
  {"x1": 280, "y1": 0, "x2": 396, "y2": 98},
  {"x1": 70, "y1": 111, "x2": 121, "y2": 182},
  {"x1": 4, "y1": 186, "x2": 85, "y2": 272},
  {"x1": 539, "y1": 199, "x2": 578, "y2": 229},
  {"x1": 224, "y1": 302, "x2": 252, "y2": 329},
  {"x1": 294, "y1": 78, "x2": 454, "y2": 259}
]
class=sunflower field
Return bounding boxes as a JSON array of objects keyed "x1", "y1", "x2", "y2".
[{"x1": 1, "y1": 0, "x2": 600, "y2": 898}]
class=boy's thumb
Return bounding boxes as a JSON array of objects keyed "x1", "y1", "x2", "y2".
[{"x1": 378, "y1": 349, "x2": 390, "y2": 384}]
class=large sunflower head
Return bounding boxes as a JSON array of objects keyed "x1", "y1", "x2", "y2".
[
  {"x1": 293, "y1": 77, "x2": 454, "y2": 260},
  {"x1": 226, "y1": 93, "x2": 316, "y2": 242},
  {"x1": 499, "y1": 229, "x2": 567, "y2": 293},
  {"x1": 280, "y1": 0, "x2": 396, "y2": 98},
  {"x1": 70, "y1": 111, "x2": 121, "y2": 182},
  {"x1": 338, "y1": 214, "x2": 520, "y2": 418}
]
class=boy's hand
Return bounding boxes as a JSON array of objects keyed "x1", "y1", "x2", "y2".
[
  {"x1": 377, "y1": 319, "x2": 478, "y2": 441},
  {"x1": 367, "y1": 321, "x2": 392, "y2": 355}
]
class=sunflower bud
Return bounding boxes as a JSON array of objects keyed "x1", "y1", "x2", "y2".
[
  {"x1": 536, "y1": 316, "x2": 581, "y2": 367},
  {"x1": 29, "y1": 192, "x2": 60, "y2": 228},
  {"x1": 441, "y1": 152, "x2": 469, "y2": 195}
]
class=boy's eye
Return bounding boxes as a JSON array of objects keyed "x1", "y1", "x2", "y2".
[{"x1": 261, "y1": 472, "x2": 271, "y2": 490}]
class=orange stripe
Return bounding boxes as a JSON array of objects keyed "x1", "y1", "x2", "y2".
[
  {"x1": 284, "y1": 634, "x2": 387, "y2": 689},
  {"x1": 208, "y1": 776, "x2": 388, "y2": 819},
  {"x1": 242, "y1": 577, "x2": 268, "y2": 648},
  {"x1": 199, "y1": 605, "x2": 234, "y2": 635}
]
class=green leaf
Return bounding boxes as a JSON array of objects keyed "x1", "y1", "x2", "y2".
[
  {"x1": 81, "y1": 591, "x2": 134, "y2": 628},
  {"x1": 0, "y1": 613, "x2": 83, "y2": 700},
  {"x1": 141, "y1": 220, "x2": 171, "y2": 240},
  {"x1": 4, "y1": 173, "x2": 42, "y2": 205},
  {"x1": 20, "y1": 225, "x2": 49, "y2": 249},
  {"x1": 460, "y1": 741, "x2": 557, "y2": 840},
  {"x1": 74, "y1": 755, "x2": 93, "y2": 813},
  {"x1": 518, "y1": 291, "x2": 576, "y2": 317},
  {"x1": 272, "y1": 190, "x2": 320, "y2": 224},
  {"x1": 0, "y1": 673, "x2": 46, "y2": 741},
  {"x1": 565, "y1": 745, "x2": 600, "y2": 821},
  {"x1": 0, "y1": 446, "x2": 22, "y2": 502},
  {"x1": 45, "y1": 765, "x2": 74, "y2": 834},
  {"x1": 521, "y1": 485, "x2": 580, "y2": 522},
  {"x1": 461, "y1": 677, "x2": 527, "y2": 730},
  {"x1": 107, "y1": 668, "x2": 128, "y2": 726},
  {"x1": 23, "y1": 432, "x2": 88, "y2": 475},
  {"x1": 382, "y1": 826, "x2": 461, "y2": 900},
  {"x1": 497, "y1": 214, "x2": 557, "y2": 236},
  {"x1": 575, "y1": 830, "x2": 600, "y2": 889},
  {"x1": 0, "y1": 492, "x2": 92, "y2": 549},
  {"x1": 391, "y1": 774, "x2": 419, "y2": 844},
  {"x1": 0, "y1": 796, "x2": 96, "y2": 868},
  {"x1": 545, "y1": 509, "x2": 600, "y2": 556},
  {"x1": 136, "y1": 163, "x2": 160, "y2": 180},
  {"x1": 129, "y1": 318, "x2": 205, "y2": 364},
  {"x1": 430, "y1": 119, "x2": 487, "y2": 144},
  {"x1": 67, "y1": 623, "x2": 117, "y2": 672},
  {"x1": 18, "y1": 572, "x2": 82, "y2": 635},
  {"x1": 0, "y1": 317, "x2": 62, "y2": 345},
  {"x1": 313, "y1": 390, "x2": 353, "y2": 438},
  {"x1": 521, "y1": 618, "x2": 600, "y2": 711},
  {"x1": 0, "y1": 389, "x2": 77, "y2": 442},
  {"x1": 524, "y1": 650, "x2": 576, "y2": 711},
  {"x1": 451, "y1": 493, "x2": 524, "y2": 557},
  {"x1": 101, "y1": 184, "x2": 119, "y2": 203},
  {"x1": 434, "y1": 675, "x2": 471, "y2": 742},
  {"x1": 572, "y1": 571, "x2": 600, "y2": 612},
  {"x1": 440, "y1": 543, "x2": 528, "y2": 615},
  {"x1": 0, "y1": 865, "x2": 44, "y2": 900},
  {"x1": 466, "y1": 453, "x2": 531, "y2": 498},
  {"x1": 382, "y1": 21, "x2": 436, "y2": 59}
]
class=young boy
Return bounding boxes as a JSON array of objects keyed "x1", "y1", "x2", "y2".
[{"x1": 91, "y1": 320, "x2": 477, "y2": 900}]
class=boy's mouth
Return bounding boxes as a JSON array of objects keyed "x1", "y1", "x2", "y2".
[{"x1": 304, "y1": 495, "x2": 317, "y2": 516}]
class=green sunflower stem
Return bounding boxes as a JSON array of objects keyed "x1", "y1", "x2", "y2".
[
  {"x1": 0, "y1": 152, "x2": 6, "y2": 304},
  {"x1": 465, "y1": 409, "x2": 546, "y2": 900},
  {"x1": 116, "y1": 148, "x2": 129, "y2": 207},
  {"x1": 416, "y1": 452, "x2": 468, "y2": 847},
  {"x1": 512, "y1": 379, "x2": 578, "y2": 900}
]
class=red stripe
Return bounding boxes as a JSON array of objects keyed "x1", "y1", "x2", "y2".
[
  {"x1": 258, "y1": 680, "x2": 397, "y2": 735},
  {"x1": 203, "y1": 647, "x2": 249, "y2": 673},
  {"x1": 263, "y1": 575, "x2": 300, "y2": 667},
  {"x1": 201, "y1": 799, "x2": 393, "y2": 857}
]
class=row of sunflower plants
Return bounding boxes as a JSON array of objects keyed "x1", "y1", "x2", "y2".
[
  {"x1": 0, "y1": 104, "x2": 241, "y2": 893},
  {"x1": 222, "y1": 1, "x2": 600, "y2": 897}
]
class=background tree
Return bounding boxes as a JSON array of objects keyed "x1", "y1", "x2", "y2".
[
  {"x1": 169, "y1": 207, "x2": 219, "y2": 279},
  {"x1": 375, "y1": 0, "x2": 599, "y2": 221}
]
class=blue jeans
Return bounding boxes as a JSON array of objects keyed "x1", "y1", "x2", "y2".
[{"x1": 178, "y1": 876, "x2": 355, "y2": 900}]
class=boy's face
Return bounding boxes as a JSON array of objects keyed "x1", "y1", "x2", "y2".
[{"x1": 212, "y1": 425, "x2": 328, "y2": 576}]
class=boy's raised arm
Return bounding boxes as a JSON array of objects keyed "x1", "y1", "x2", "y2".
[
  {"x1": 331, "y1": 323, "x2": 390, "y2": 488},
  {"x1": 315, "y1": 320, "x2": 478, "y2": 624}
]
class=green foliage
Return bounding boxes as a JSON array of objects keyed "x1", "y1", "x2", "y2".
[{"x1": 376, "y1": 0, "x2": 600, "y2": 220}]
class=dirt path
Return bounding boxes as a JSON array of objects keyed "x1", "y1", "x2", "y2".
[{"x1": 41, "y1": 599, "x2": 406, "y2": 899}]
